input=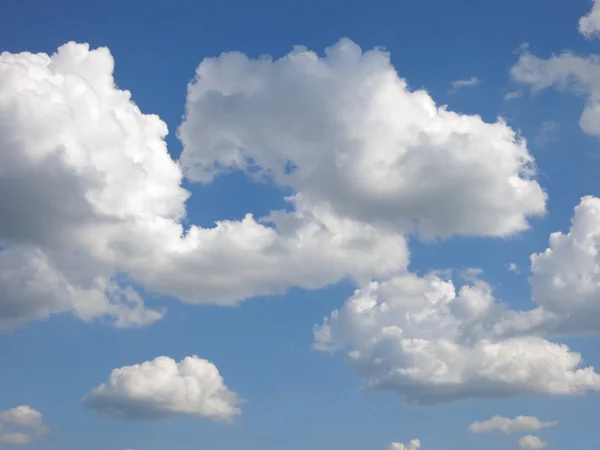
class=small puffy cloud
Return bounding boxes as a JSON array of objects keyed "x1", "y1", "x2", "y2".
[
  {"x1": 84, "y1": 356, "x2": 242, "y2": 422},
  {"x1": 314, "y1": 272, "x2": 600, "y2": 405},
  {"x1": 507, "y1": 263, "x2": 519, "y2": 274},
  {"x1": 180, "y1": 38, "x2": 546, "y2": 240},
  {"x1": 388, "y1": 439, "x2": 420, "y2": 450},
  {"x1": 0, "y1": 406, "x2": 49, "y2": 445},
  {"x1": 579, "y1": 0, "x2": 600, "y2": 38},
  {"x1": 0, "y1": 406, "x2": 48, "y2": 433},
  {"x1": 469, "y1": 415, "x2": 558, "y2": 434},
  {"x1": 449, "y1": 76, "x2": 480, "y2": 93},
  {"x1": 519, "y1": 435, "x2": 548, "y2": 449}
]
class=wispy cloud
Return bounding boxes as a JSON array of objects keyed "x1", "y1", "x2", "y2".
[
  {"x1": 505, "y1": 89, "x2": 524, "y2": 100},
  {"x1": 514, "y1": 42, "x2": 530, "y2": 54},
  {"x1": 535, "y1": 120, "x2": 559, "y2": 147},
  {"x1": 469, "y1": 415, "x2": 558, "y2": 434},
  {"x1": 449, "y1": 76, "x2": 480, "y2": 93}
]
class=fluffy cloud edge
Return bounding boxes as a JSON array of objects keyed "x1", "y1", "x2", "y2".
[
  {"x1": 84, "y1": 355, "x2": 242, "y2": 423},
  {"x1": 0, "y1": 405, "x2": 49, "y2": 446},
  {"x1": 519, "y1": 434, "x2": 548, "y2": 449},
  {"x1": 580, "y1": 0, "x2": 600, "y2": 38}
]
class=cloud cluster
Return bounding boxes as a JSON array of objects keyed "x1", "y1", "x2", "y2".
[
  {"x1": 507, "y1": 3, "x2": 600, "y2": 338},
  {"x1": 314, "y1": 260, "x2": 600, "y2": 404},
  {"x1": 469, "y1": 414, "x2": 556, "y2": 449},
  {"x1": 313, "y1": 179, "x2": 600, "y2": 404},
  {"x1": 2, "y1": 35, "x2": 599, "y2": 435},
  {"x1": 0, "y1": 406, "x2": 49, "y2": 445},
  {"x1": 84, "y1": 356, "x2": 241, "y2": 422},
  {"x1": 0, "y1": 42, "x2": 414, "y2": 331},
  {"x1": 0, "y1": 38, "x2": 549, "y2": 338}
]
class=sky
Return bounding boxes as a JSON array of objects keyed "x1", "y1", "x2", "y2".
[{"x1": 1, "y1": 0, "x2": 600, "y2": 449}]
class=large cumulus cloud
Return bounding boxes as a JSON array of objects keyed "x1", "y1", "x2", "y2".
[{"x1": 179, "y1": 38, "x2": 546, "y2": 239}]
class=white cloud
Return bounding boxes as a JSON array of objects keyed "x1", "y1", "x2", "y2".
[
  {"x1": 0, "y1": 43, "x2": 178, "y2": 329},
  {"x1": 314, "y1": 194, "x2": 600, "y2": 404},
  {"x1": 179, "y1": 38, "x2": 546, "y2": 240},
  {"x1": 490, "y1": 196, "x2": 600, "y2": 337},
  {"x1": 0, "y1": 406, "x2": 48, "y2": 433},
  {"x1": 0, "y1": 39, "x2": 550, "y2": 331},
  {"x1": 508, "y1": 40, "x2": 600, "y2": 337},
  {"x1": 388, "y1": 439, "x2": 420, "y2": 450},
  {"x1": 580, "y1": 0, "x2": 600, "y2": 38},
  {"x1": 511, "y1": 50, "x2": 600, "y2": 137},
  {"x1": 507, "y1": 263, "x2": 519, "y2": 274},
  {"x1": 0, "y1": 247, "x2": 165, "y2": 331},
  {"x1": 0, "y1": 42, "x2": 412, "y2": 331},
  {"x1": 0, "y1": 432, "x2": 32, "y2": 446},
  {"x1": 0, "y1": 406, "x2": 49, "y2": 445},
  {"x1": 84, "y1": 356, "x2": 242, "y2": 422},
  {"x1": 314, "y1": 271, "x2": 600, "y2": 405},
  {"x1": 469, "y1": 415, "x2": 558, "y2": 434},
  {"x1": 449, "y1": 76, "x2": 480, "y2": 92},
  {"x1": 525, "y1": 196, "x2": 600, "y2": 335},
  {"x1": 519, "y1": 435, "x2": 548, "y2": 449}
]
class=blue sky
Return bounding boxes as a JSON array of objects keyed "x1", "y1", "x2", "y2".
[{"x1": 1, "y1": 0, "x2": 600, "y2": 449}]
